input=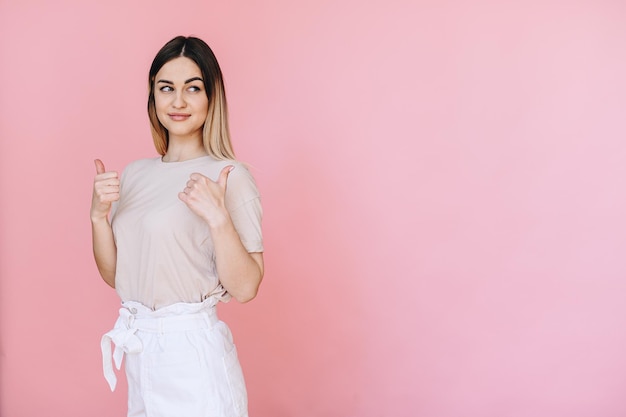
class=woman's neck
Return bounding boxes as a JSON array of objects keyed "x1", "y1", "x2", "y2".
[{"x1": 162, "y1": 138, "x2": 208, "y2": 162}]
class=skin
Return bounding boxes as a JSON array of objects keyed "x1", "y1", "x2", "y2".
[{"x1": 91, "y1": 57, "x2": 264, "y2": 303}]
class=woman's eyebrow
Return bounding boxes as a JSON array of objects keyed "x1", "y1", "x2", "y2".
[
  {"x1": 185, "y1": 77, "x2": 203, "y2": 84},
  {"x1": 156, "y1": 77, "x2": 203, "y2": 85}
]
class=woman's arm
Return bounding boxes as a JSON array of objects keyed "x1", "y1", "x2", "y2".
[
  {"x1": 179, "y1": 166, "x2": 264, "y2": 303},
  {"x1": 91, "y1": 159, "x2": 119, "y2": 288},
  {"x1": 210, "y1": 220, "x2": 264, "y2": 303}
]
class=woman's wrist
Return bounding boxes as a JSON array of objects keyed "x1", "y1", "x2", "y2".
[
  {"x1": 90, "y1": 213, "x2": 110, "y2": 224},
  {"x1": 205, "y1": 209, "x2": 231, "y2": 231}
]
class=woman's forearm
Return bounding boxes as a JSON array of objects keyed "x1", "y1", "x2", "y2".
[
  {"x1": 210, "y1": 216, "x2": 264, "y2": 303},
  {"x1": 92, "y1": 217, "x2": 117, "y2": 288}
]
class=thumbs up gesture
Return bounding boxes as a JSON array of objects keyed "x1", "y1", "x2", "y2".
[
  {"x1": 91, "y1": 159, "x2": 120, "y2": 222},
  {"x1": 178, "y1": 165, "x2": 234, "y2": 227}
]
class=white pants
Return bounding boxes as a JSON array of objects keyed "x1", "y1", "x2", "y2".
[{"x1": 101, "y1": 298, "x2": 248, "y2": 417}]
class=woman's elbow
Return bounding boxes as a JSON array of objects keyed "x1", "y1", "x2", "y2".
[
  {"x1": 233, "y1": 274, "x2": 263, "y2": 303},
  {"x1": 233, "y1": 283, "x2": 260, "y2": 303},
  {"x1": 98, "y1": 268, "x2": 116, "y2": 289},
  {"x1": 234, "y1": 292, "x2": 256, "y2": 304}
]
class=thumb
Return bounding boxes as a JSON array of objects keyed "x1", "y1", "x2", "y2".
[
  {"x1": 94, "y1": 159, "x2": 106, "y2": 175},
  {"x1": 218, "y1": 165, "x2": 234, "y2": 189}
]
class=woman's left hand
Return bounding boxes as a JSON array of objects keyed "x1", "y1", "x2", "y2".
[{"x1": 179, "y1": 165, "x2": 234, "y2": 227}]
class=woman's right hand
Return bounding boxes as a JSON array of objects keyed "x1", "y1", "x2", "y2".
[{"x1": 91, "y1": 159, "x2": 120, "y2": 222}]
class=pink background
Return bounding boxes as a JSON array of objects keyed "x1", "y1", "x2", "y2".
[{"x1": 1, "y1": 1, "x2": 626, "y2": 416}]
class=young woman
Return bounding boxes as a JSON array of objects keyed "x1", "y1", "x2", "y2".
[{"x1": 92, "y1": 36, "x2": 263, "y2": 417}]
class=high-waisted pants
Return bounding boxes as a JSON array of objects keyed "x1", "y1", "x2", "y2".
[{"x1": 101, "y1": 298, "x2": 248, "y2": 417}]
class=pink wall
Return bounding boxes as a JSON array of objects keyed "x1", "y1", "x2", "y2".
[{"x1": 2, "y1": 1, "x2": 626, "y2": 416}]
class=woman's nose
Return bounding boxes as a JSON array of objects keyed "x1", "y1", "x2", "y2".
[{"x1": 172, "y1": 91, "x2": 186, "y2": 108}]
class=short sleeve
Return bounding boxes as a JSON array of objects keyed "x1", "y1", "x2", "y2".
[{"x1": 225, "y1": 164, "x2": 264, "y2": 253}]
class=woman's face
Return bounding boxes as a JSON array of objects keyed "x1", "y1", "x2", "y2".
[{"x1": 153, "y1": 57, "x2": 209, "y2": 143}]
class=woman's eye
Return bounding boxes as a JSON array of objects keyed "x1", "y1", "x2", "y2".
[
  {"x1": 159, "y1": 86, "x2": 173, "y2": 92},
  {"x1": 188, "y1": 85, "x2": 202, "y2": 92}
]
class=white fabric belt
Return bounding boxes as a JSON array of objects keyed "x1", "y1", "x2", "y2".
[{"x1": 101, "y1": 304, "x2": 218, "y2": 391}]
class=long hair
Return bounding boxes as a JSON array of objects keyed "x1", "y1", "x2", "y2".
[{"x1": 147, "y1": 36, "x2": 235, "y2": 160}]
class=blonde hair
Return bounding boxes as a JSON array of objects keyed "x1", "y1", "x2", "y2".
[{"x1": 147, "y1": 36, "x2": 236, "y2": 160}]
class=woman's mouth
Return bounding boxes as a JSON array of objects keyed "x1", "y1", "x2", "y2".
[{"x1": 168, "y1": 113, "x2": 191, "y2": 121}]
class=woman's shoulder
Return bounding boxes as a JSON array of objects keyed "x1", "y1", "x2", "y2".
[
  {"x1": 225, "y1": 160, "x2": 258, "y2": 186},
  {"x1": 220, "y1": 159, "x2": 261, "y2": 204},
  {"x1": 200, "y1": 157, "x2": 254, "y2": 181}
]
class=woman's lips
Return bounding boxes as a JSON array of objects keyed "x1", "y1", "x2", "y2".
[{"x1": 168, "y1": 113, "x2": 191, "y2": 121}]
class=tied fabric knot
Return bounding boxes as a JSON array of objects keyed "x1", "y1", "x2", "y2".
[{"x1": 101, "y1": 307, "x2": 143, "y2": 391}]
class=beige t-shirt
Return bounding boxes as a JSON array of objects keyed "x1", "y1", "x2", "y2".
[{"x1": 111, "y1": 156, "x2": 263, "y2": 310}]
